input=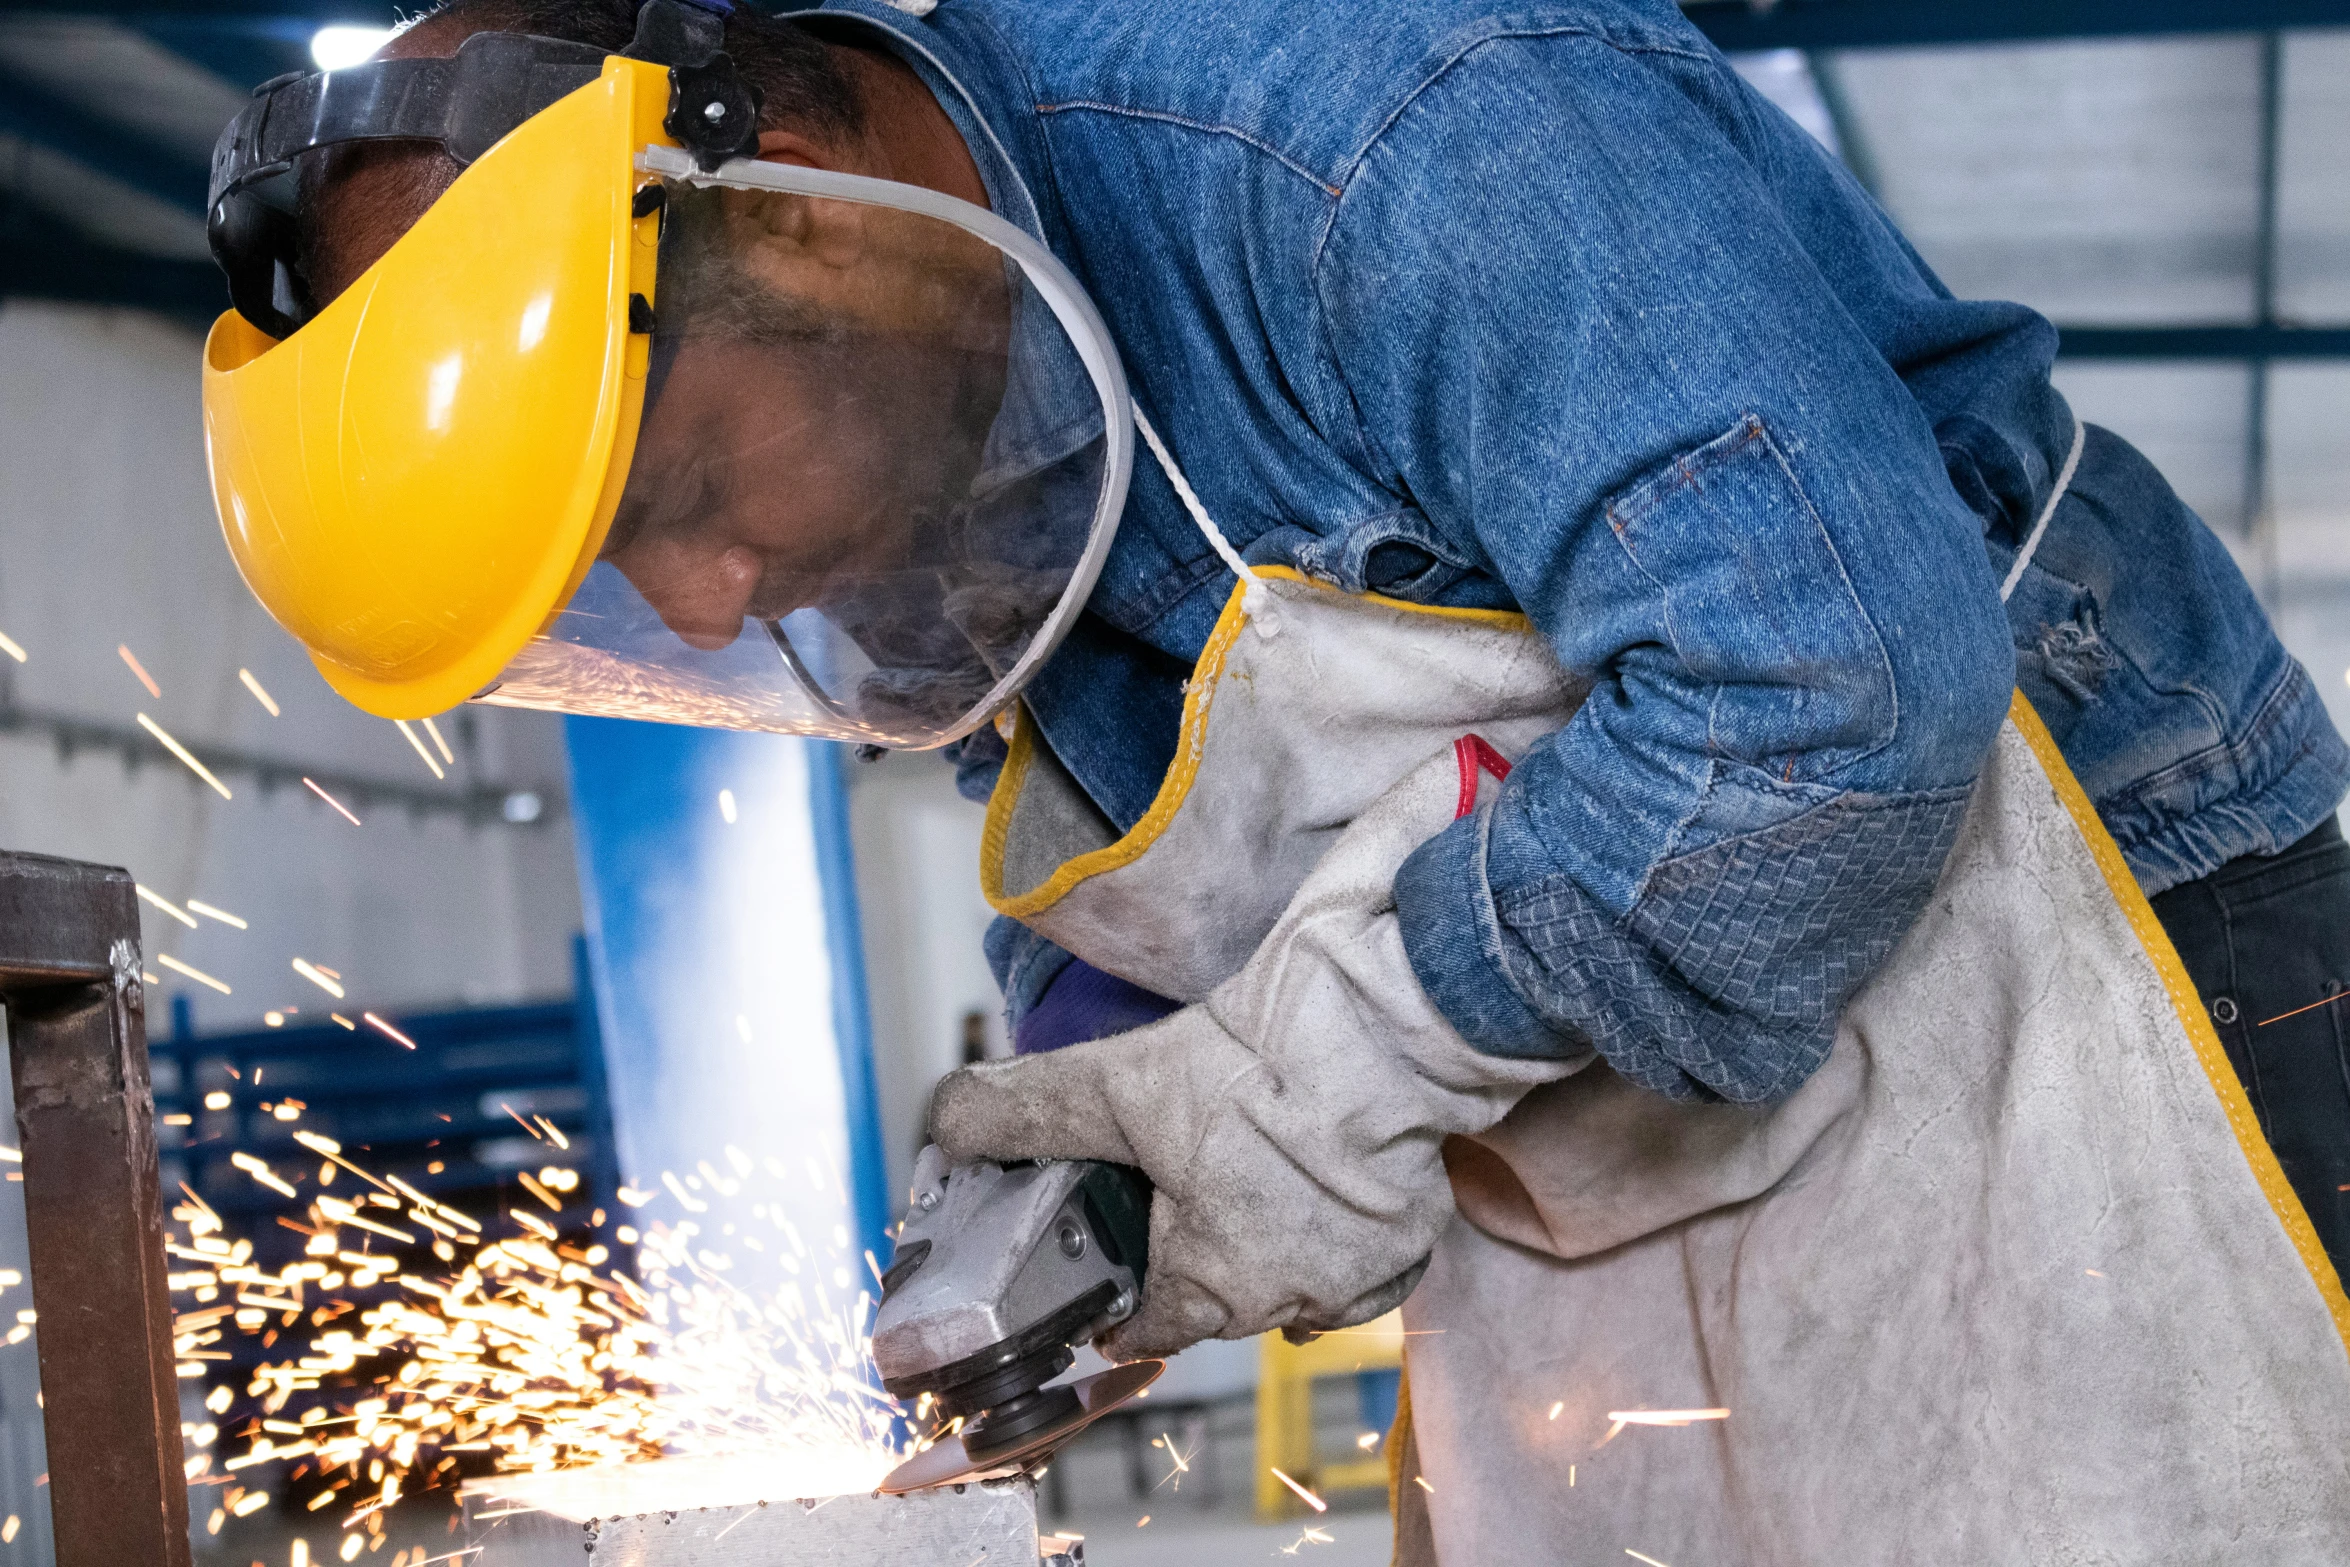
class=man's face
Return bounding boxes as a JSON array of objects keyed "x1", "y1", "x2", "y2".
[{"x1": 597, "y1": 183, "x2": 1012, "y2": 650}]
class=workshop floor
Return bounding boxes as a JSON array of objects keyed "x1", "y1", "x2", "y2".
[{"x1": 1039, "y1": 1388, "x2": 1395, "y2": 1567}]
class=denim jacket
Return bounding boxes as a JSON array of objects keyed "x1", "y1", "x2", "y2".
[{"x1": 821, "y1": 0, "x2": 2350, "y2": 1103}]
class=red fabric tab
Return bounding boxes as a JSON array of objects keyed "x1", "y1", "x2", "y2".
[{"x1": 1454, "y1": 734, "x2": 1513, "y2": 820}]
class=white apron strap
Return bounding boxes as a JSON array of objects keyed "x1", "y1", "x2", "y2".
[
  {"x1": 1998, "y1": 413, "x2": 2087, "y2": 603},
  {"x1": 1132, "y1": 405, "x2": 1280, "y2": 631}
]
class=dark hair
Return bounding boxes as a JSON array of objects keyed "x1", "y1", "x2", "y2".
[{"x1": 295, "y1": 0, "x2": 863, "y2": 312}]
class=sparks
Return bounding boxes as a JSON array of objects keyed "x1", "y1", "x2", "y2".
[
  {"x1": 137, "y1": 884, "x2": 200, "y2": 929},
  {"x1": 2257, "y1": 990, "x2": 2350, "y2": 1028},
  {"x1": 0, "y1": 630, "x2": 24, "y2": 663},
  {"x1": 394, "y1": 721, "x2": 446, "y2": 782},
  {"x1": 170, "y1": 1141, "x2": 902, "y2": 1527},
  {"x1": 421, "y1": 716, "x2": 455, "y2": 765},
  {"x1": 1153, "y1": 1431, "x2": 1194, "y2": 1491},
  {"x1": 158, "y1": 953, "x2": 233, "y2": 996},
  {"x1": 293, "y1": 959, "x2": 347, "y2": 999},
  {"x1": 1599, "y1": 1408, "x2": 1728, "y2": 1448},
  {"x1": 1626, "y1": 1552, "x2": 1673, "y2": 1567},
  {"x1": 1269, "y1": 1467, "x2": 1327, "y2": 1513},
  {"x1": 293, "y1": 1132, "x2": 392, "y2": 1195},
  {"x1": 118, "y1": 643, "x2": 162, "y2": 698},
  {"x1": 239, "y1": 667, "x2": 281, "y2": 716},
  {"x1": 187, "y1": 899, "x2": 250, "y2": 930},
  {"x1": 302, "y1": 778, "x2": 362, "y2": 826},
  {"x1": 230, "y1": 1152, "x2": 298, "y2": 1199},
  {"x1": 362, "y1": 1013, "x2": 417, "y2": 1050},
  {"x1": 138, "y1": 714, "x2": 232, "y2": 799},
  {"x1": 515, "y1": 1172, "x2": 563, "y2": 1213}
]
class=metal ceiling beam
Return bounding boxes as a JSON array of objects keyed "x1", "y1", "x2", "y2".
[
  {"x1": 1684, "y1": 0, "x2": 2350, "y2": 52},
  {"x1": 0, "y1": 60, "x2": 207, "y2": 215},
  {"x1": 0, "y1": 228, "x2": 221, "y2": 320},
  {"x1": 136, "y1": 16, "x2": 313, "y2": 93},
  {"x1": 2056, "y1": 325, "x2": 2350, "y2": 359},
  {"x1": 0, "y1": 0, "x2": 389, "y2": 15}
]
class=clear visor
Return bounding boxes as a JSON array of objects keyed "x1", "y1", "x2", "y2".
[{"x1": 479, "y1": 151, "x2": 1130, "y2": 749}]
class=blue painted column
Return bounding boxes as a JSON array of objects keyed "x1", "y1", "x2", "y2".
[{"x1": 563, "y1": 718, "x2": 891, "y2": 1295}]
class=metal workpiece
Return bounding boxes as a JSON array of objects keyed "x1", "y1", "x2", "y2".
[
  {"x1": 0, "y1": 851, "x2": 191, "y2": 1567},
  {"x1": 465, "y1": 1475, "x2": 1044, "y2": 1566}
]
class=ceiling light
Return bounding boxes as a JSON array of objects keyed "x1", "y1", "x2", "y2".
[{"x1": 311, "y1": 25, "x2": 393, "y2": 71}]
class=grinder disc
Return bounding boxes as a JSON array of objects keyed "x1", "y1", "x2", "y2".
[{"x1": 880, "y1": 1360, "x2": 1164, "y2": 1495}]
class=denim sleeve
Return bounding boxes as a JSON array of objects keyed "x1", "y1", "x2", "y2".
[{"x1": 1318, "y1": 35, "x2": 2016, "y2": 1101}]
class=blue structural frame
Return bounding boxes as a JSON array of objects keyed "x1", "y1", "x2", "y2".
[
  {"x1": 1682, "y1": 0, "x2": 2350, "y2": 50},
  {"x1": 806, "y1": 743, "x2": 895, "y2": 1260},
  {"x1": 564, "y1": 716, "x2": 895, "y2": 1289},
  {"x1": 150, "y1": 992, "x2": 616, "y2": 1223}
]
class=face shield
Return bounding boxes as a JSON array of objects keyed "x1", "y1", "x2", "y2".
[
  {"x1": 200, "y1": 7, "x2": 1130, "y2": 749},
  {"x1": 491, "y1": 148, "x2": 1126, "y2": 745}
]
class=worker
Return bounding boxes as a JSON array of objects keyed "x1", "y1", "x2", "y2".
[{"x1": 200, "y1": 0, "x2": 2350, "y2": 1556}]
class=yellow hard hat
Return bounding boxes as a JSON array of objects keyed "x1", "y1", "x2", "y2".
[
  {"x1": 200, "y1": 4, "x2": 1132, "y2": 748},
  {"x1": 204, "y1": 55, "x2": 668, "y2": 720}
]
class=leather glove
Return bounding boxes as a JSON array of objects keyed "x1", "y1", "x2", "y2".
[{"x1": 929, "y1": 748, "x2": 1583, "y2": 1360}]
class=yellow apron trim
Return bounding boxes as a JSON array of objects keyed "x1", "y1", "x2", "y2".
[
  {"x1": 1250, "y1": 564, "x2": 1534, "y2": 632},
  {"x1": 980, "y1": 567, "x2": 1532, "y2": 919},
  {"x1": 1386, "y1": 1361, "x2": 1413, "y2": 1526},
  {"x1": 2009, "y1": 689, "x2": 2350, "y2": 1350}
]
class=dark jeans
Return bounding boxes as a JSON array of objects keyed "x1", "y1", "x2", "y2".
[{"x1": 2150, "y1": 815, "x2": 2350, "y2": 1277}]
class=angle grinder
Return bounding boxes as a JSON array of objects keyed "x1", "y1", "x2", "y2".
[{"x1": 873, "y1": 1146, "x2": 1161, "y2": 1493}]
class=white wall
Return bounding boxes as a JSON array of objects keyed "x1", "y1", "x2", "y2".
[
  {"x1": 0, "y1": 301, "x2": 582, "y2": 1031},
  {"x1": 843, "y1": 750, "x2": 1005, "y2": 1207}
]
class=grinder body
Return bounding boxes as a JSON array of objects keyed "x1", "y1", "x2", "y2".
[{"x1": 873, "y1": 1147, "x2": 1152, "y2": 1466}]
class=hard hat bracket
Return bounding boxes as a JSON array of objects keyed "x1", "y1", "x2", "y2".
[{"x1": 661, "y1": 57, "x2": 764, "y2": 169}]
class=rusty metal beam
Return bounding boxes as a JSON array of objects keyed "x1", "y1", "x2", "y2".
[{"x1": 0, "y1": 852, "x2": 190, "y2": 1567}]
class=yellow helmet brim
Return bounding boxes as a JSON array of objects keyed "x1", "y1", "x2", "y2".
[{"x1": 201, "y1": 56, "x2": 671, "y2": 719}]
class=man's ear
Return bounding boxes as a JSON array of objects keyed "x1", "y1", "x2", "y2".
[{"x1": 755, "y1": 128, "x2": 844, "y2": 170}]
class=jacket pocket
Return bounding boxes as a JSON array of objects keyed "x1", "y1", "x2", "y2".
[
  {"x1": 1604, "y1": 413, "x2": 1895, "y2": 778},
  {"x1": 1293, "y1": 507, "x2": 1482, "y2": 602}
]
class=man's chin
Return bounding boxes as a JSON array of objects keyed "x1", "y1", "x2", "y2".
[{"x1": 668, "y1": 621, "x2": 749, "y2": 652}]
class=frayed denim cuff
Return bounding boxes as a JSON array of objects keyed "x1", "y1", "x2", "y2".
[
  {"x1": 1394, "y1": 807, "x2": 1579, "y2": 1059},
  {"x1": 983, "y1": 914, "x2": 1076, "y2": 1032}
]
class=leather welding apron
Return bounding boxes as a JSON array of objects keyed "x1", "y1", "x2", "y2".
[{"x1": 980, "y1": 477, "x2": 2350, "y2": 1562}]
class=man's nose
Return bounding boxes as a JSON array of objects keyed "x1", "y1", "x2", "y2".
[{"x1": 609, "y1": 540, "x2": 763, "y2": 651}]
